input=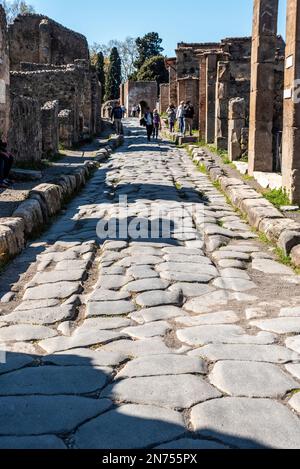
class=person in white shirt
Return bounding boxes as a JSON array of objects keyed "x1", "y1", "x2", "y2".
[{"x1": 176, "y1": 101, "x2": 185, "y2": 134}]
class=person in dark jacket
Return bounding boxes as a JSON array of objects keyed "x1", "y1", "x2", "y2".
[
  {"x1": 0, "y1": 140, "x2": 14, "y2": 188},
  {"x1": 110, "y1": 101, "x2": 123, "y2": 135},
  {"x1": 183, "y1": 101, "x2": 195, "y2": 136},
  {"x1": 144, "y1": 108, "x2": 154, "y2": 142}
]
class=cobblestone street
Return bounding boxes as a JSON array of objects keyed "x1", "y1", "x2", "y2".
[{"x1": 0, "y1": 121, "x2": 300, "y2": 449}]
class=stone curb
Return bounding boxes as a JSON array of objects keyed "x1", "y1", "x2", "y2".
[
  {"x1": 187, "y1": 145, "x2": 300, "y2": 261},
  {"x1": 0, "y1": 135, "x2": 124, "y2": 261}
]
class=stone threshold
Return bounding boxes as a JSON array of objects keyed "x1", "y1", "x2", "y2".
[
  {"x1": 184, "y1": 144, "x2": 300, "y2": 267},
  {"x1": 0, "y1": 135, "x2": 124, "y2": 262}
]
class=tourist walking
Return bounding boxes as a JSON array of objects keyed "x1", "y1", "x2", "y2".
[
  {"x1": 183, "y1": 101, "x2": 195, "y2": 136},
  {"x1": 144, "y1": 108, "x2": 154, "y2": 142},
  {"x1": 110, "y1": 101, "x2": 123, "y2": 135},
  {"x1": 0, "y1": 140, "x2": 14, "y2": 189},
  {"x1": 152, "y1": 109, "x2": 161, "y2": 140},
  {"x1": 166, "y1": 104, "x2": 177, "y2": 133},
  {"x1": 176, "y1": 101, "x2": 185, "y2": 135}
]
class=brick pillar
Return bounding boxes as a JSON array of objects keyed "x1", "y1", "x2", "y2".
[
  {"x1": 169, "y1": 66, "x2": 178, "y2": 106},
  {"x1": 215, "y1": 61, "x2": 230, "y2": 150},
  {"x1": 282, "y1": 0, "x2": 300, "y2": 203},
  {"x1": 199, "y1": 56, "x2": 207, "y2": 139},
  {"x1": 228, "y1": 97, "x2": 246, "y2": 161},
  {"x1": 206, "y1": 54, "x2": 217, "y2": 143},
  {"x1": 248, "y1": 0, "x2": 279, "y2": 175},
  {"x1": 39, "y1": 19, "x2": 51, "y2": 64}
]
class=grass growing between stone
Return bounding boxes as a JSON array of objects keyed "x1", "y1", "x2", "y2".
[{"x1": 262, "y1": 188, "x2": 291, "y2": 209}]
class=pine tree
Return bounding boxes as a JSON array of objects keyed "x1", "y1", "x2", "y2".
[
  {"x1": 105, "y1": 47, "x2": 122, "y2": 101},
  {"x1": 95, "y1": 51, "x2": 106, "y2": 94}
]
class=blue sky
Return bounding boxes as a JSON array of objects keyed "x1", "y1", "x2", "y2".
[{"x1": 28, "y1": 0, "x2": 287, "y2": 56}]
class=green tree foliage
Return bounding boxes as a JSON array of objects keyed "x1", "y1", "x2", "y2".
[
  {"x1": 2, "y1": 0, "x2": 35, "y2": 23},
  {"x1": 94, "y1": 51, "x2": 106, "y2": 93},
  {"x1": 105, "y1": 47, "x2": 122, "y2": 101},
  {"x1": 136, "y1": 55, "x2": 169, "y2": 88},
  {"x1": 134, "y1": 32, "x2": 164, "y2": 70}
]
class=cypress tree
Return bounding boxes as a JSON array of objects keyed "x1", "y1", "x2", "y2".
[
  {"x1": 105, "y1": 47, "x2": 122, "y2": 101},
  {"x1": 95, "y1": 51, "x2": 106, "y2": 93}
]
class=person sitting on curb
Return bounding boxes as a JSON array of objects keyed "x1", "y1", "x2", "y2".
[{"x1": 0, "y1": 140, "x2": 14, "y2": 189}]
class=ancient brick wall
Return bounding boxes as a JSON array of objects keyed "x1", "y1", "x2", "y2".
[
  {"x1": 123, "y1": 81, "x2": 158, "y2": 114},
  {"x1": 0, "y1": 5, "x2": 10, "y2": 141},
  {"x1": 9, "y1": 14, "x2": 89, "y2": 71},
  {"x1": 159, "y1": 84, "x2": 169, "y2": 113},
  {"x1": 41, "y1": 100, "x2": 59, "y2": 156},
  {"x1": 8, "y1": 94, "x2": 42, "y2": 163}
]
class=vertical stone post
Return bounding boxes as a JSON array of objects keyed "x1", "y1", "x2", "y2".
[
  {"x1": 199, "y1": 55, "x2": 207, "y2": 140},
  {"x1": 169, "y1": 64, "x2": 178, "y2": 106},
  {"x1": 215, "y1": 61, "x2": 230, "y2": 150},
  {"x1": 282, "y1": 0, "x2": 300, "y2": 203},
  {"x1": 248, "y1": 0, "x2": 279, "y2": 175},
  {"x1": 0, "y1": 5, "x2": 10, "y2": 142},
  {"x1": 39, "y1": 19, "x2": 51, "y2": 64},
  {"x1": 206, "y1": 54, "x2": 217, "y2": 143},
  {"x1": 228, "y1": 97, "x2": 246, "y2": 161}
]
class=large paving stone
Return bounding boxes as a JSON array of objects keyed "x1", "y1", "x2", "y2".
[
  {"x1": 122, "y1": 321, "x2": 170, "y2": 339},
  {"x1": 191, "y1": 398, "x2": 300, "y2": 449},
  {"x1": 0, "y1": 351, "x2": 35, "y2": 375},
  {"x1": 54, "y1": 260, "x2": 90, "y2": 272},
  {"x1": 23, "y1": 282, "x2": 82, "y2": 300},
  {"x1": 99, "y1": 338, "x2": 182, "y2": 357},
  {"x1": 175, "y1": 311, "x2": 239, "y2": 326},
  {"x1": 14, "y1": 299, "x2": 59, "y2": 311},
  {"x1": 0, "y1": 305, "x2": 76, "y2": 326},
  {"x1": 155, "y1": 438, "x2": 229, "y2": 449},
  {"x1": 87, "y1": 301, "x2": 136, "y2": 318},
  {"x1": 220, "y1": 268, "x2": 250, "y2": 280},
  {"x1": 0, "y1": 436, "x2": 67, "y2": 449},
  {"x1": 285, "y1": 364, "x2": 300, "y2": 380},
  {"x1": 103, "y1": 374, "x2": 221, "y2": 409},
  {"x1": 39, "y1": 330, "x2": 123, "y2": 354},
  {"x1": 79, "y1": 317, "x2": 131, "y2": 331},
  {"x1": 189, "y1": 344, "x2": 295, "y2": 364},
  {"x1": 184, "y1": 291, "x2": 257, "y2": 314},
  {"x1": 28, "y1": 270, "x2": 86, "y2": 287},
  {"x1": 177, "y1": 325, "x2": 276, "y2": 346},
  {"x1": 289, "y1": 393, "x2": 300, "y2": 413},
  {"x1": 127, "y1": 266, "x2": 159, "y2": 279},
  {"x1": 213, "y1": 251, "x2": 250, "y2": 262},
  {"x1": 286, "y1": 335, "x2": 300, "y2": 354},
  {"x1": 160, "y1": 271, "x2": 213, "y2": 283},
  {"x1": 252, "y1": 259, "x2": 295, "y2": 275},
  {"x1": 163, "y1": 254, "x2": 211, "y2": 265},
  {"x1": 279, "y1": 306, "x2": 300, "y2": 317},
  {"x1": 123, "y1": 278, "x2": 170, "y2": 293},
  {"x1": 117, "y1": 354, "x2": 205, "y2": 378},
  {"x1": 0, "y1": 325, "x2": 57, "y2": 342},
  {"x1": 0, "y1": 396, "x2": 112, "y2": 435},
  {"x1": 99, "y1": 276, "x2": 133, "y2": 290},
  {"x1": 135, "y1": 290, "x2": 181, "y2": 308},
  {"x1": 74, "y1": 404, "x2": 184, "y2": 449},
  {"x1": 130, "y1": 306, "x2": 184, "y2": 324},
  {"x1": 213, "y1": 278, "x2": 256, "y2": 292},
  {"x1": 169, "y1": 283, "x2": 215, "y2": 298},
  {"x1": 209, "y1": 361, "x2": 298, "y2": 398},
  {"x1": 88, "y1": 289, "x2": 131, "y2": 302},
  {"x1": 44, "y1": 348, "x2": 126, "y2": 367},
  {"x1": 0, "y1": 365, "x2": 112, "y2": 396},
  {"x1": 158, "y1": 262, "x2": 218, "y2": 277},
  {"x1": 251, "y1": 317, "x2": 300, "y2": 334}
]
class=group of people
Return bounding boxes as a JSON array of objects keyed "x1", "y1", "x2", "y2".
[
  {"x1": 166, "y1": 101, "x2": 195, "y2": 136},
  {"x1": 141, "y1": 109, "x2": 162, "y2": 142},
  {"x1": 0, "y1": 140, "x2": 14, "y2": 189}
]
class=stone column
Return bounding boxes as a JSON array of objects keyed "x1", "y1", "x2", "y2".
[
  {"x1": 228, "y1": 97, "x2": 246, "y2": 161},
  {"x1": 39, "y1": 19, "x2": 51, "y2": 64},
  {"x1": 0, "y1": 6, "x2": 10, "y2": 142},
  {"x1": 206, "y1": 54, "x2": 217, "y2": 143},
  {"x1": 282, "y1": 0, "x2": 300, "y2": 203},
  {"x1": 215, "y1": 61, "x2": 230, "y2": 150},
  {"x1": 248, "y1": 0, "x2": 279, "y2": 175},
  {"x1": 199, "y1": 55, "x2": 207, "y2": 140}
]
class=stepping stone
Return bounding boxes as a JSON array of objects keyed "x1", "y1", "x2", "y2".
[
  {"x1": 0, "y1": 436, "x2": 67, "y2": 449},
  {"x1": 122, "y1": 321, "x2": 170, "y2": 339},
  {"x1": 285, "y1": 364, "x2": 300, "y2": 380},
  {"x1": 177, "y1": 325, "x2": 276, "y2": 347},
  {"x1": 103, "y1": 375, "x2": 221, "y2": 409},
  {"x1": 220, "y1": 268, "x2": 250, "y2": 280},
  {"x1": 88, "y1": 289, "x2": 131, "y2": 302},
  {"x1": 39, "y1": 330, "x2": 123, "y2": 354},
  {"x1": 155, "y1": 438, "x2": 229, "y2": 450},
  {"x1": 209, "y1": 361, "x2": 298, "y2": 398},
  {"x1": 191, "y1": 397, "x2": 300, "y2": 448},
  {"x1": 189, "y1": 344, "x2": 295, "y2": 364},
  {"x1": 117, "y1": 354, "x2": 205, "y2": 378},
  {"x1": 0, "y1": 352, "x2": 35, "y2": 375},
  {"x1": 289, "y1": 393, "x2": 300, "y2": 413},
  {"x1": 251, "y1": 318, "x2": 300, "y2": 334},
  {"x1": 44, "y1": 348, "x2": 126, "y2": 367},
  {"x1": 175, "y1": 311, "x2": 239, "y2": 326},
  {"x1": 23, "y1": 282, "x2": 81, "y2": 300},
  {"x1": 0, "y1": 325, "x2": 57, "y2": 342},
  {"x1": 87, "y1": 301, "x2": 135, "y2": 318},
  {"x1": 0, "y1": 366, "x2": 112, "y2": 396},
  {"x1": 286, "y1": 335, "x2": 300, "y2": 354},
  {"x1": 74, "y1": 404, "x2": 184, "y2": 449},
  {"x1": 135, "y1": 290, "x2": 181, "y2": 308},
  {"x1": 0, "y1": 396, "x2": 112, "y2": 436},
  {"x1": 123, "y1": 278, "x2": 170, "y2": 293},
  {"x1": 0, "y1": 305, "x2": 76, "y2": 326},
  {"x1": 130, "y1": 306, "x2": 184, "y2": 324},
  {"x1": 252, "y1": 259, "x2": 294, "y2": 275},
  {"x1": 213, "y1": 278, "x2": 256, "y2": 292}
]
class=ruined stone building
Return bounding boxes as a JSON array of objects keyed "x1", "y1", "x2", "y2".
[
  {"x1": 0, "y1": 10, "x2": 102, "y2": 164},
  {"x1": 120, "y1": 81, "x2": 158, "y2": 115}
]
